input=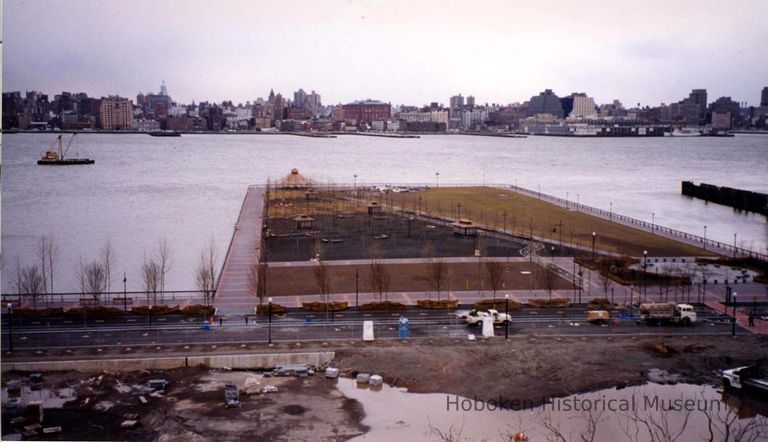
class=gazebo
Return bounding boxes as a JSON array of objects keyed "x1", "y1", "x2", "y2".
[
  {"x1": 277, "y1": 168, "x2": 314, "y2": 189},
  {"x1": 451, "y1": 218, "x2": 478, "y2": 236}
]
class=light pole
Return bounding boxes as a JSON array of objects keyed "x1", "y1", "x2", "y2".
[
  {"x1": 591, "y1": 232, "x2": 596, "y2": 259},
  {"x1": 651, "y1": 212, "x2": 655, "y2": 233},
  {"x1": 733, "y1": 233, "x2": 737, "y2": 260},
  {"x1": 576, "y1": 194, "x2": 580, "y2": 211},
  {"x1": 268, "y1": 297, "x2": 273, "y2": 344},
  {"x1": 353, "y1": 174, "x2": 357, "y2": 192},
  {"x1": 6, "y1": 303, "x2": 13, "y2": 352},
  {"x1": 435, "y1": 172, "x2": 439, "y2": 188},
  {"x1": 643, "y1": 250, "x2": 648, "y2": 302},
  {"x1": 355, "y1": 269, "x2": 359, "y2": 309},
  {"x1": 566, "y1": 191, "x2": 569, "y2": 208},
  {"x1": 504, "y1": 294, "x2": 510, "y2": 339},
  {"x1": 148, "y1": 305, "x2": 153, "y2": 327},
  {"x1": 703, "y1": 225, "x2": 707, "y2": 250},
  {"x1": 732, "y1": 292, "x2": 738, "y2": 336},
  {"x1": 123, "y1": 273, "x2": 127, "y2": 314},
  {"x1": 609, "y1": 202, "x2": 613, "y2": 220}
]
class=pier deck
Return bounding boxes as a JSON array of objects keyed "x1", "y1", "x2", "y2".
[{"x1": 215, "y1": 186, "x2": 264, "y2": 315}]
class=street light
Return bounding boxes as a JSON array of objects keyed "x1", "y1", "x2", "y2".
[
  {"x1": 651, "y1": 212, "x2": 655, "y2": 233},
  {"x1": 643, "y1": 250, "x2": 648, "y2": 302},
  {"x1": 591, "y1": 232, "x2": 596, "y2": 259},
  {"x1": 6, "y1": 303, "x2": 13, "y2": 352},
  {"x1": 123, "y1": 273, "x2": 128, "y2": 314},
  {"x1": 566, "y1": 191, "x2": 569, "y2": 208},
  {"x1": 435, "y1": 172, "x2": 439, "y2": 188},
  {"x1": 268, "y1": 297, "x2": 273, "y2": 344},
  {"x1": 609, "y1": 202, "x2": 613, "y2": 219},
  {"x1": 353, "y1": 174, "x2": 358, "y2": 192},
  {"x1": 504, "y1": 294, "x2": 510, "y2": 339},
  {"x1": 148, "y1": 304, "x2": 153, "y2": 327},
  {"x1": 732, "y1": 292, "x2": 738, "y2": 336},
  {"x1": 703, "y1": 225, "x2": 707, "y2": 250},
  {"x1": 733, "y1": 233, "x2": 737, "y2": 260}
]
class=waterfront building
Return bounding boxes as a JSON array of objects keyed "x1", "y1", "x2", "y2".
[
  {"x1": 711, "y1": 111, "x2": 732, "y2": 130},
  {"x1": 466, "y1": 96, "x2": 475, "y2": 107},
  {"x1": 526, "y1": 89, "x2": 564, "y2": 118},
  {"x1": 708, "y1": 96, "x2": 740, "y2": 126},
  {"x1": 307, "y1": 90, "x2": 322, "y2": 116},
  {"x1": 293, "y1": 88, "x2": 308, "y2": 108},
  {"x1": 761, "y1": 86, "x2": 768, "y2": 106},
  {"x1": 99, "y1": 96, "x2": 133, "y2": 130}
]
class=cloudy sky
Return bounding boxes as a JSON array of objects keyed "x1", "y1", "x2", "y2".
[{"x1": 3, "y1": 0, "x2": 767, "y2": 106}]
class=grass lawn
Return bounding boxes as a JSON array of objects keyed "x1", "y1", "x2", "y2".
[{"x1": 394, "y1": 186, "x2": 713, "y2": 257}]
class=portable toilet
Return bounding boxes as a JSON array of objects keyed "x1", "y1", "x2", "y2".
[{"x1": 398, "y1": 317, "x2": 409, "y2": 338}]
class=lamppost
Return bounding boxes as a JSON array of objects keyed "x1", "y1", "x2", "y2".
[
  {"x1": 733, "y1": 233, "x2": 737, "y2": 260},
  {"x1": 268, "y1": 297, "x2": 273, "y2": 344},
  {"x1": 643, "y1": 250, "x2": 648, "y2": 302},
  {"x1": 504, "y1": 294, "x2": 510, "y2": 339},
  {"x1": 576, "y1": 193, "x2": 580, "y2": 211},
  {"x1": 609, "y1": 202, "x2": 613, "y2": 220},
  {"x1": 703, "y1": 226, "x2": 707, "y2": 250},
  {"x1": 591, "y1": 232, "x2": 596, "y2": 259},
  {"x1": 6, "y1": 303, "x2": 13, "y2": 352},
  {"x1": 651, "y1": 212, "x2": 655, "y2": 233},
  {"x1": 566, "y1": 191, "x2": 569, "y2": 208},
  {"x1": 123, "y1": 273, "x2": 128, "y2": 314},
  {"x1": 355, "y1": 269, "x2": 359, "y2": 309},
  {"x1": 353, "y1": 174, "x2": 357, "y2": 195},
  {"x1": 732, "y1": 292, "x2": 738, "y2": 336},
  {"x1": 148, "y1": 305, "x2": 153, "y2": 327},
  {"x1": 435, "y1": 172, "x2": 439, "y2": 188}
]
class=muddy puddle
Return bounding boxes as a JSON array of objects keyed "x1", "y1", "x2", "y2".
[{"x1": 339, "y1": 379, "x2": 767, "y2": 441}]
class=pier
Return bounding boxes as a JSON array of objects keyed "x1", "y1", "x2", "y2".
[
  {"x1": 682, "y1": 181, "x2": 768, "y2": 215},
  {"x1": 214, "y1": 186, "x2": 264, "y2": 315}
]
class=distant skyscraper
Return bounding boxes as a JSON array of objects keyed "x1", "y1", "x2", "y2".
[
  {"x1": 681, "y1": 89, "x2": 707, "y2": 125},
  {"x1": 293, "y1": 88, "x2": 308, "y2": 108},
  {"x1": 761, "y1": 86, "x2": 768, "y2": 106},
  {"x1": 526, "y1": 89, "x2": 563, "y2": 117},
  {"x1": 570, "y1": 94, "x2": 597, "y2": 118},
  {"x1": 307, "y1": 90, "x2": 322, "y2": 116},
  {"x1": 99, "y1": 96, "x2": 133, "y2": 130},
  {"x1": 273, "y1": 93, "x2": 284, "y2": 120},
  {"x1": 450, "y1": 94, "x2": 464, "y2": 110},
  {"x1": 466, "y1": 96, "x2": 475, "y2": 107}
]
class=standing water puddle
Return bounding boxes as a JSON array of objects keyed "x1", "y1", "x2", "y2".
[{"x1": 338, "y1": 379, "x2": 766, "y2": 441}]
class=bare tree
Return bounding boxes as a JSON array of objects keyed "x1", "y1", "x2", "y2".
[
  {"x1": 79, "y1": 261, "x2": 106, "y2": 303},
  {"x1": 101, "y1": 240, "x2": 116, "y2": 295},
  {"x1": 369, "y1": 258, "x2": 391, "y2": 302},
  {"x1": 195, "y1": 238, "x2": 217, "y2": 307},
  {"x1": 484, "y1": 259, "x2": 504, "y2": 300},
  {"x1": 597, "y1": 271, "x2": 613, "y2": 299},
  {"x1": 534, "y1": 408, "x2": 606, "y2": 442},
  {"x1": 155, "y1": 238, "x2": 172, "y2": 303},
  {"x1": 20, "y1": 264, "x2": 45, "y2": 309},
  {"x1": 699, "y1": 390, "x2": 768, "y2": 442},
  {"x1": 314, "y1": 258, "x2": 331, "y2": 304},
  {"x1": 619, "y1": 393, "x2": 692, "y2": 442},
  {"x1": 142, "y1": 256, "x2": 160, "y2": 306},
  {"x1": 541, "y1": 265, "x2": 558, "y2": 301},
  {"x1": 428, "y1": 257, "x2": 448, "y2": 301}
]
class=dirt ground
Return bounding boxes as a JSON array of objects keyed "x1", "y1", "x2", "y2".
[
  {"x1": 1, "y1": 367, "x2": 366, "y2": 441},
  {"x1": 265, "y1": 212, "x2": 535, "y2": 262},
  {"x1": 331, "y1": 334, "x2": 768, "y2": 408},
  {"x1": 265, "y1": 261, "x2": 574, "y2": 297}
]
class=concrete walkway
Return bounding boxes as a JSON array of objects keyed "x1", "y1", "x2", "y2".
[
  {"x1": 704, "y1": 300, "x2": 768, "y2": 334},
  {"x1": 215, "y1": 186, "x2": 264, "y2": 315}
]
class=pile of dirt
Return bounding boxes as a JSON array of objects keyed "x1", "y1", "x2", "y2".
[
  {"x1": 416, "y1": 299, "x2": 458, "y2": 310},
  {"x1": 358, "y1": 301, "x2": 407, "y2": 311},
  {"x1": 474, "y1": 299, "x2": 522, "y2": 311},
  {"x1": 528, "y1": 298, "x2": 570, "y2": 308},
  {"x1": 301, "y1": 301, "x2": 348, "y2": 312}
]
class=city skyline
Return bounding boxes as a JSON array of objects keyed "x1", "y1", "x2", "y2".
[{"x1": 4, "y1": 0, "x2": 768, "y2": 106}]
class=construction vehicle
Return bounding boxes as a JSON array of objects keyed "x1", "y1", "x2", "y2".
[
  {"x1": 586, "y1": 310, "x2": 610, "y2": 324},
  {"x1": 639, "y1": 303, "x2": 696, "y2": 325}
]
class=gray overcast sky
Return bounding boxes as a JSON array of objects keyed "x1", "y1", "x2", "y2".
[{"x1": 3, "y1": 0, "x2": 767, "y2": 106}]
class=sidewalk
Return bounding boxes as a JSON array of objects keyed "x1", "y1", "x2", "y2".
[{"x1": 704, "y1": 300, "x2": 768, "y2": 334}]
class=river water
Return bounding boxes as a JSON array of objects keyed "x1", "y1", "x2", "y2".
[{"x1": 1, "y1": 133, "x2": 766, "y2": 292}]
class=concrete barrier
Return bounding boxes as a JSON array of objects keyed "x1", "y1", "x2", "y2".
[{"x1": 1, "y1": 351, "x2": 335, "y2": 373}]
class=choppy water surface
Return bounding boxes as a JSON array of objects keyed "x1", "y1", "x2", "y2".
[{"x1": 2, "y1": 133, "x2": 766, "y2": 291}]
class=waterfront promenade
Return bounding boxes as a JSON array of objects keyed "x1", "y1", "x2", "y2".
[{"x1": 214, "y1": 186, "x2": 264, "y2": 315}]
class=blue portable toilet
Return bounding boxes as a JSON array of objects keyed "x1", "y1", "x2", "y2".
[{"x1": 398, "y1": 317, "x2": 409, "y2": 338}]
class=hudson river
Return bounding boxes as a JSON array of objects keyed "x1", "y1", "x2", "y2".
[{"x1": 2, "y1": 133, "x2": 766, "y2": 292}]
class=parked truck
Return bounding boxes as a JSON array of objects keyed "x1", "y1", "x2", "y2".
[
  {"x1": 639, "y1": 302, "x2": 696, "y2": 325},
  {"x1": 586, "y1": 310, "x2": 610, "y2": 324}
]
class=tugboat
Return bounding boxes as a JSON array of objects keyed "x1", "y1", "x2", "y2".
[{"x1": 37, "y1": 134, "x2": 94, "y2": 165}]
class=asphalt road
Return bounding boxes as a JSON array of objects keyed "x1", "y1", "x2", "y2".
[{"x1": 1, "y1": 304, "x2": 749, "y2": 351}]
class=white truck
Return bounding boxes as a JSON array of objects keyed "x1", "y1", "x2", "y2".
[
  {"x1": 722, "y1": 366, "x2": 768, "y2": 395},
  {"x1": 639, "y1": 303, "x2": 696, "y2": 325},
  {"x1": 458, "y1": 309, "x2": 512, "y2": 326}
]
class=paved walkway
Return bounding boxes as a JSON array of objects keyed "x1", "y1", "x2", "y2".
[
  {"x1": 215, "y1": 186, "x2": 264, "y2": 315},
  {"x1": 704, "y1": 300, "x2": 768, "y2": 334}
]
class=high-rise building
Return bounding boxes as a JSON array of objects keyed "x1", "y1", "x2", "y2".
[
  {"x1": 680, "y1": 89, "x2": 707, "y2": 125},
  {"x1": 293, "y1": 89, "x2": 308, "y2": 108},
  {"x1": 526, "y1": 89, "x2": 563, "y2": 117},
  {"x1": 99, "y1": 96, "x2": 133, "y2": 130},
  {"x1": 466, "y1": 96, "x2": 475, "y2": 107},
  {"x1": 307, "y1": 90, "x2": 322, "y2": 116},
  {"x1": 273, "y1": 93, "x2": 284, "y2": 121},
  {"x1": 570, "y1": 95, "x2": 597, "y2": 118},
  {"x1": 450, "y1": 94, "x2": 464, "y2": 110},
  {"x1": 761, "y1": 86, "x2": 768, "y2": 106}
]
